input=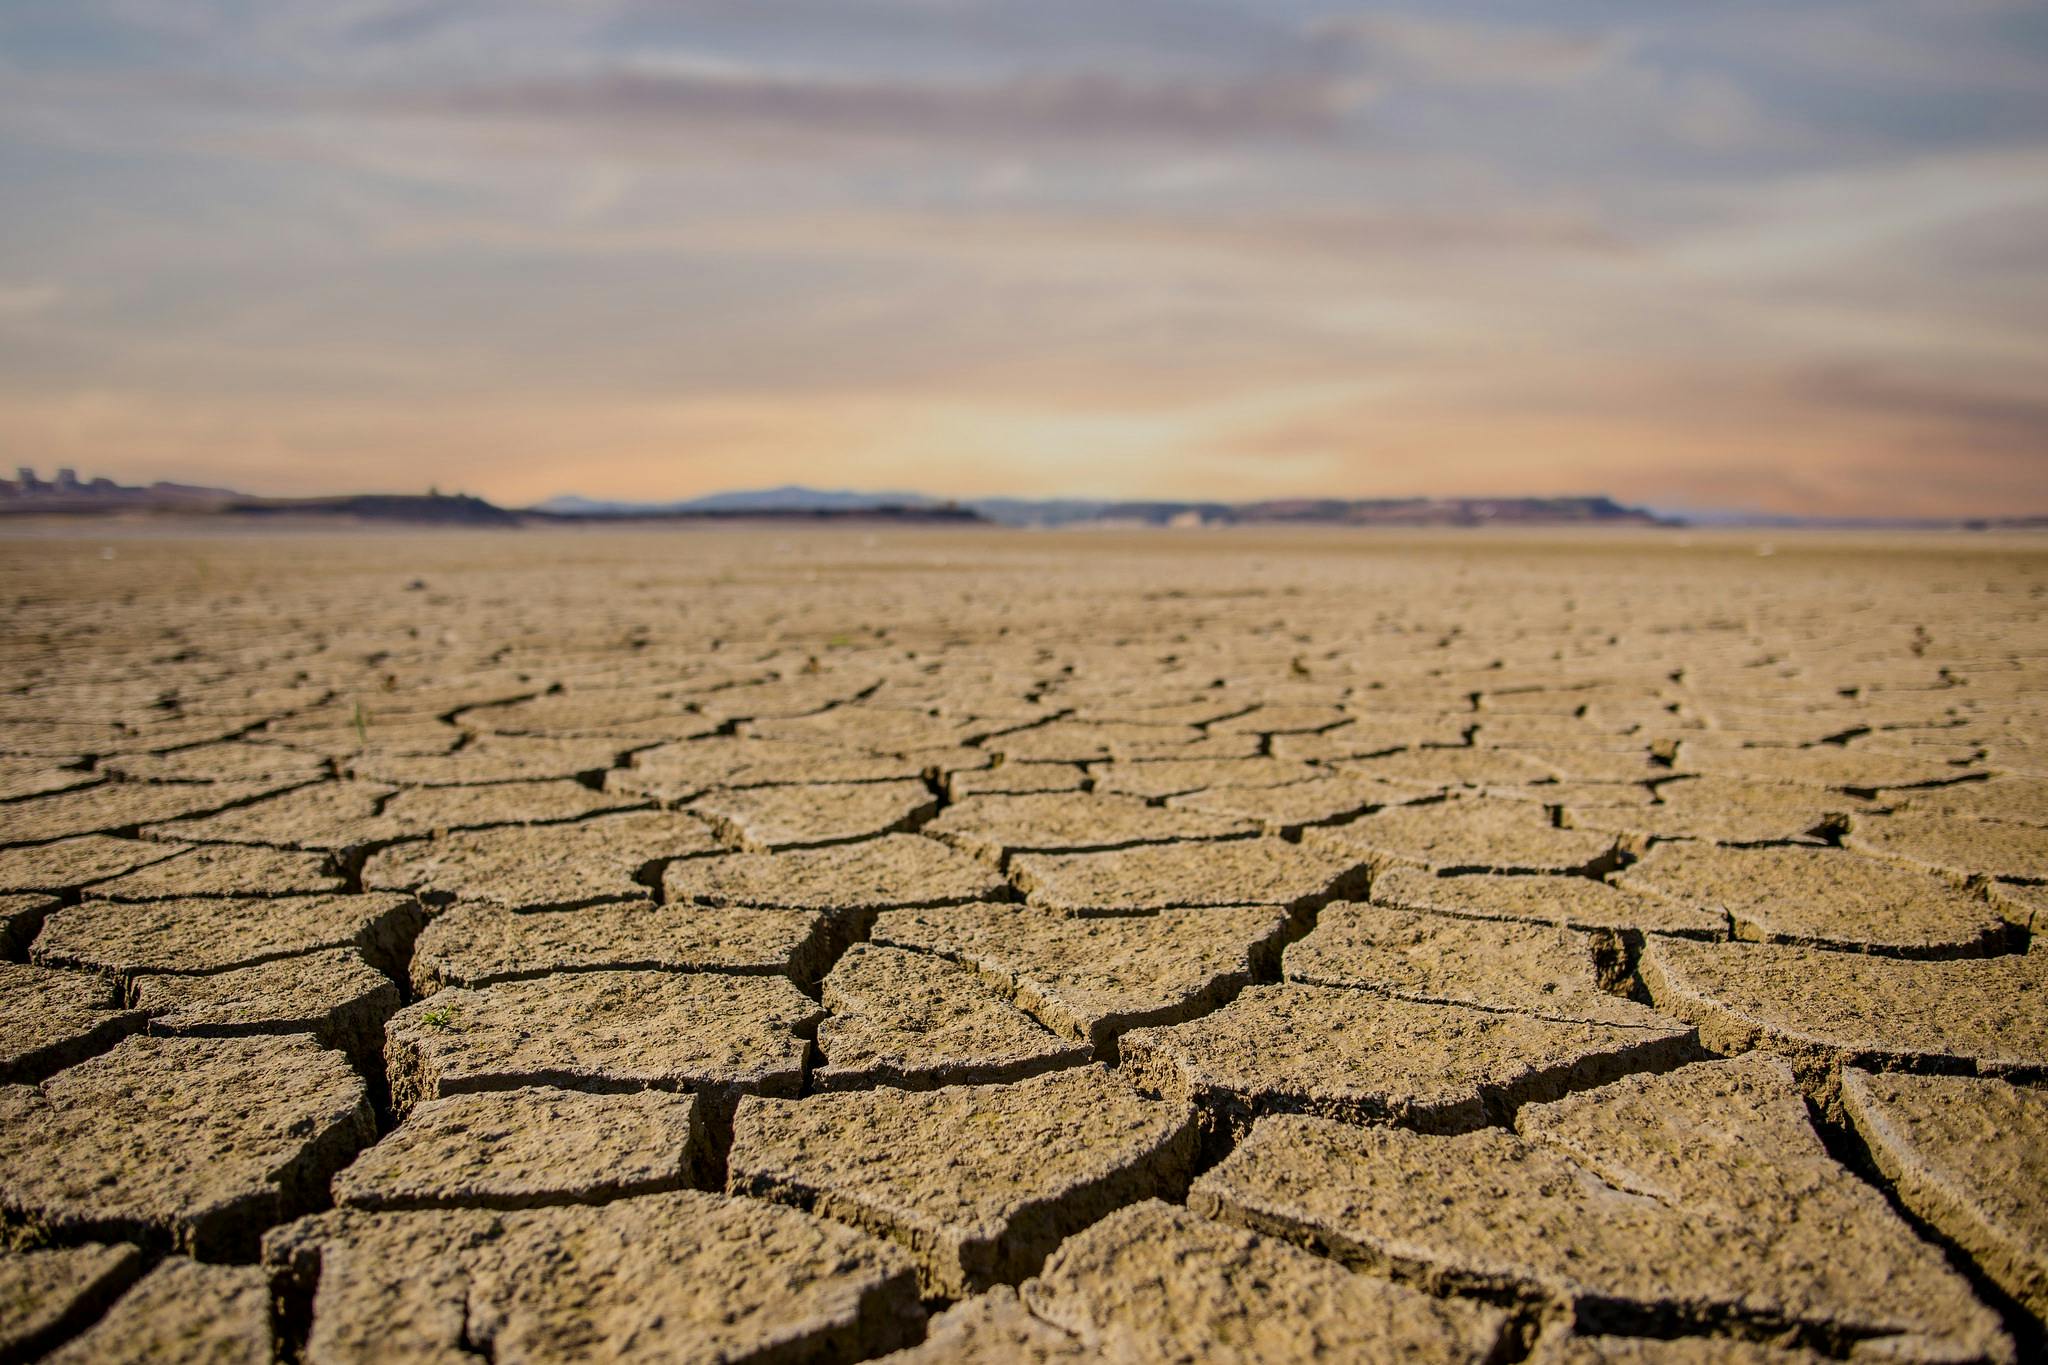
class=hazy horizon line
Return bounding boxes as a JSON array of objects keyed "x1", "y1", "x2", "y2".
[{"x1": 11, "y1": 467, "x2": 2044, "y2": 524}]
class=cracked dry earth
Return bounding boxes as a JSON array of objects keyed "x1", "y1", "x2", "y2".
[{"x1": 1, "y1": 528, "x2": 2045, "y2": 1365}]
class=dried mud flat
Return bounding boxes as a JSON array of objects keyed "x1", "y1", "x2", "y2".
[{"x1": 1, "y1": 525, "x2": 2045, "y2": 1364}]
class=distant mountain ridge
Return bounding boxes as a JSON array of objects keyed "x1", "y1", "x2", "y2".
[
  {"x1": 537, "y1": 486, "x2": 1675, "y2": 527},
  {"x1": 0, "y1": 468, "x2": 521, "y2": 525},
  {"x1": 8, "y1": 469, "x2": 2044, "y2": 530},
  {"x1": 535, "y1": 484, "x2": 942, "y2": 516}
]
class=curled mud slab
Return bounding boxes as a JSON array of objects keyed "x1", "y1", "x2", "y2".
[
  {"x1": 30, "y1": 892, "x2": 424, "y2": 983},
  {"x1": 1639, "y1": 937, "x2": 2048, "y2": 1078},
  {"x1": 1282, "y1": 902, "x2": 1675, "y2": 1028},
  {"x1": 690, "y1": 779, "x2": 939, "y2": 851},
  {"x1": 1010, "y1": 836, "x2": 1367, "y2": 914},
  {"x1": 1021, "y1": 1200, "x2": 1509, "y2": 1362},
  {"x1": 0, "y1": 962, "x2": 147, "y2": 1084},
  {"x1": 872, "y1": 902, "x2": 1292, "y2": 1053},
  {"x1": 82, "y1": 844, "x2": 346, "y2": 900},
  {"x1": 331, "y1": 1086, "x2": 705, "y2": 1212},
  {"x1": 2, "y1": 527, "x2": 2042, "y2": 1361},
  {"x1": 360, "y1": 811, "x2": 721, "y2": 910},
  {"x1": 0, "y1": 1034, "x2": 374, "y2": 1258},
  {"x1": 1119, "y1": 982, "x2": 1699, "y2": 1137},
  {"x1": 1843, "y1": 812, "x2": 2048, "y2": 884},
  {"x1": 1840, "y1": 1069, "x2": 2048, "y2": 1323},
  {"x1": 927, "y1": 790, "x2": 1257, "y2": 862},
  {"x1": 1614, "y1": 843, "x2": 2010, "y2": 957},
  {"x1": 383, "y1": 969, "x2": 821, "y2": 1115},
  {"x1": 0, "y1": 1243, "x2": 146, "y2": 1362},
  {"x1": 663, "y1": 833, "x2": 1007, "y2": 911},
  {"x1": 263, "y1": 1191, "x2": 924, "y2": 1362},
  {"x1": 813, "y1": 944, "x2": 1090, "y2": 1089},
  {"x1": 39, "y1": 1258, "x2": 273, "y2": 1365},
  {"x1": 730, "y1": 1066, "x2": 1197, "y2": 1296},
  {"x1": 408, "y1": 901, "x2": 833, "y2": 992},
  {"x1": 130, "y1": 947, "x2": 399, "y2": 1067},
  {"x1": 1193, "y1": 1057, "x2": 2010, "y2": 1360},
  {"x1": 1368, "y1": 865, "x2": 1724, "y2": 938},
  {"x1": 1564, "y1": 777, "x2": 1861, "y2": 847},
  {"x1": 0, "y1": 837, "x2": 181, "y2": 896},
  {"x1": 1303, "y1": 796, "x2": 1621, "y2": 875}
]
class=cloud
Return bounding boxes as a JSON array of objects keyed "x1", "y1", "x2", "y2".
[
  {"x1": 352, "y1": 62, "x2": 1367, "y2": 151},
  {"x1": 1313, "y1": 13, "x2": 1623, "y2": 87},
  {"x1": 1792, "y1": 363, "x2": 2048, "y2": 456},
  {"x1": 0, "y1": 281, "x2": 62, "y2": 317}
]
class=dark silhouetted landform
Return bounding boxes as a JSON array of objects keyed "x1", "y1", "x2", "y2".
[
  {"x1": 0, "y1": 470, "x2": 522, "y2": 526},
  {"x1": 225, "y1": 493, "x2": 524, "y2": 526},
  {"x1": 0, "y1": 466, "x2": 242, "y2": 511},
  {"x1": 0, "y1": 471, "x2": 973, "y2": 527},
  {"x1": 7, "y1": 471, "x2": 2046, "y2": 530},
  {"x1": 535, "y1": 486, "x2": 2048, "y2": 529},
  {"x1": 541, "y1": 485, "x2": 940, "y2": 516},
  {"x1": 539, "y1": 486, "x2": 1677, "y2": 527}
]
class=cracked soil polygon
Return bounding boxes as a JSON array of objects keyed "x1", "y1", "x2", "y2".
[
  {"x1": 730, "y1": 1066, "x2": 1197, "y2": 1296},
  {"x1": 0, "y1": 1034, "x2": 373, "y2": 1257},
  {"x1": 384, "y1": 969, "x2": 822, "y2": 1114}
]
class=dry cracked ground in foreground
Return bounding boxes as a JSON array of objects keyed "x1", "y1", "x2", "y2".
[{"x1": 1, "y1": 526, "x2": 2045, "y2": 1365}]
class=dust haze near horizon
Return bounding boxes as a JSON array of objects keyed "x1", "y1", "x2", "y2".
[{"x1": 0, "y1": 2, "x2": 2044, "y2": 517}]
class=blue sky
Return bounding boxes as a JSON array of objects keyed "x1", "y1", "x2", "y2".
[{"x1": 1, "y1": 0, "x2": 2044, "y2": 513}]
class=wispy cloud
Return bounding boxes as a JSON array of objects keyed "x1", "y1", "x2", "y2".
[
  {"x1": 0, "y1": 282, "x2": 63, "y2": 318},
  {"x1": 1312, "y1": 13, "x2": 1624, "y2": 87},
  {"x1": 361, "y1": 63, "x2": 1367, "y2": 149},
  {"x1": 1793, "y1": 363, "x2": 2048, "y2": 457}
]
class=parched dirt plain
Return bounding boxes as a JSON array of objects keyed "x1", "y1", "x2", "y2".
[{"x1": 1, "y1": 525, "x2": 2045, "y2": 1364}]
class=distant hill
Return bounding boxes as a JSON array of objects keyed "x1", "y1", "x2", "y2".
[
  {"x1": 964, "y1": 497, "x2": 1121, "y2": 525},
  {"x1": 1232, "y1": 496, "x2": 1666, "y2": 527},
  {"x1": 529, "y1": 484, "x2": 977, "y2": 524},
  {"x1": 224, "y1": 493, "x2": 521, "y2": 526},
  {"x1": 537, "y1": 487, "x2": 1675, "y2": 528},
  {"x1": 10, "y1": 470, "x2": 2044, "y2": 531},
  {"x1": 0, "y1": 469, "x2": 521, "y2": 525},
  {"x1": 0, "y1": 468, "x2": 242, "y2": 513},
  {"x1": 534, "y1": 485, "x2": 940, "y2": 516}
]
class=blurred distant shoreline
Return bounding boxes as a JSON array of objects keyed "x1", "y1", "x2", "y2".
[{"x1": 3, "y1": 470, "x2": 2041, "y2": 531}]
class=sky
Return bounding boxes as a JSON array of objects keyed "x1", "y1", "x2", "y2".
[{"x1": 0, "y1": 1, "x2": 2044, "y2": 516}]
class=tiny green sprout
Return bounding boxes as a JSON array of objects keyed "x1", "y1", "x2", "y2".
[{"x1": 419, "y1": 1005, "x2": 457, "y2": 1030}]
